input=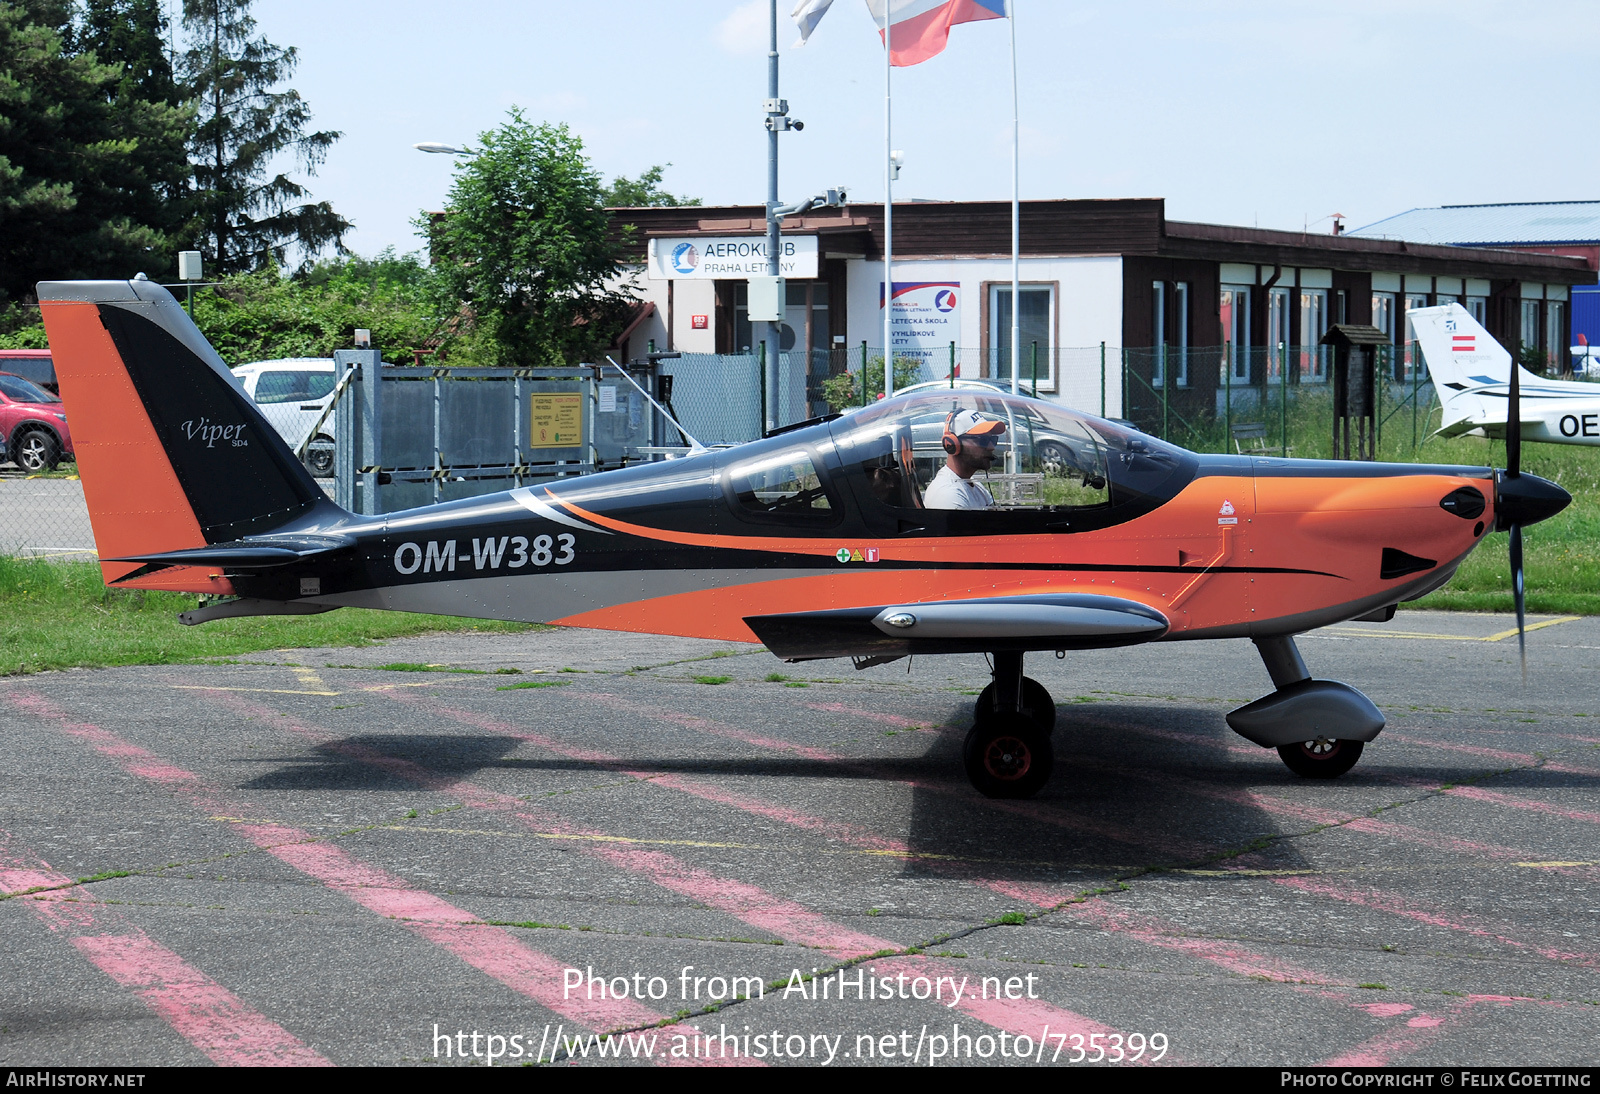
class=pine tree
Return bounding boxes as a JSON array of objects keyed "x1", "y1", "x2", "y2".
[
  {"x1": 0, "y1": 0, "x2": 191, "y2": 303},
  {"x1": 180, "y1": 0, "x2": 349, "y2": 273}
]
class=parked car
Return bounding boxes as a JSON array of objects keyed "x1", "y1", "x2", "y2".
[
  {"x1": 233, "y1": 358, "x2": 339, "y2": 476},
  {"x1": 0, "y1": 349, "x2": 57, "y2": 393},
  {"x1": 0, "y1": 371, "x2": 73, "y2": 471}
]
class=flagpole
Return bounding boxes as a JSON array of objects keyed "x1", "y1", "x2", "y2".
[
  {"x1": 1009, "y1": 0, "x2": 1019, "y2": 398},
  {"x1": 883, "y1": 16, "x2": 894, "y2": 400}
]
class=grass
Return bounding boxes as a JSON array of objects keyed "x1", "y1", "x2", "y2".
[
  {"x1": 693, "y1": 675, "x2": 733, "y2": 686},
  {"x1": 0, "y1": 555, "x2": 542, "y2": 676},
  {"x1": 496, "y1": 680, "x2": 571, "y2": 691}
]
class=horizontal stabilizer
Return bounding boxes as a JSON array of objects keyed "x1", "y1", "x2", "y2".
[{"x1": 107, "y1": 534, "x2": 355, "y2": 570}]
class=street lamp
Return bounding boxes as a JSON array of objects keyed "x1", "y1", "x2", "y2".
[{"x1": 412, "y1": 142, "x2": 475, "y2": 156}]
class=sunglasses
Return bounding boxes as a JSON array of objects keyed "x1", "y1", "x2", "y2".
[{"x1": 965, "y1": 435, "x2": 999, "y2": 449}]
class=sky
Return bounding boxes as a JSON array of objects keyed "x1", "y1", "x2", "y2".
[{"x1": 238, "y1": 0, "x2": 1597, "y2": 262}]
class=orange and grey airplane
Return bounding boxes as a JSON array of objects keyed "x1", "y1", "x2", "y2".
[{"x1": 38, "y1": 277, "x2": 1571, "y2": 798}]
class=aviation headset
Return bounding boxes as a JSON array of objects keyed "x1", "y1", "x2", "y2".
[{"x1": 941, "y1": 412, "x2": 961, "y2": 456}]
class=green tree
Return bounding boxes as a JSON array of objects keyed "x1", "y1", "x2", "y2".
[
  {"x1": 180, "y1": 0, "x2": 349, "y2": 273},
  {"x1": 0, "y1": 0, "x2": 191, "y2": 303},
  {"x1": 603, "y1": 164, "x2": 699, "y2": 208},
  {"x1": 187, "y1": 250, "x2": 441, "y2": 366},
  {"x1": 424, "y1": 108, "x2": 637, "y2": 366}
]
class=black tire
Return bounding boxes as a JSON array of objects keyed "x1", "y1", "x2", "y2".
[
  {"x1": 1276, "y1": 738, "x2": 1364, "y2": 779},
  {"x1": 963, "y1": 714, "x2": 1053, "y2": 799},
  {"x1": 975, "y1": 676, "x2": 1057, "y2": 733},
  {"x1": 14, "y1": 429, "x2": 59, "y2": 472},
  {"x1": 303, "y1": 435, "x2": 335, "y2": 477}
]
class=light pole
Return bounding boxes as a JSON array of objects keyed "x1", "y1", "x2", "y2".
[{"x1": 413, "y1": 142, "x2": 475, "y2": 156}]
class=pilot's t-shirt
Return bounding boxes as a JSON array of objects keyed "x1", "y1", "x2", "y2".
[{"x1": 924, "y1": 465, "x2": 994, "y2": 510}]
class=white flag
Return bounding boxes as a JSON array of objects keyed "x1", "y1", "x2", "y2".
[{"x1": 791, "y1": 0, "x2": 836, "y2": 45}]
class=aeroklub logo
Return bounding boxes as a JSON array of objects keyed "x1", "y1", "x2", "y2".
[{"x1": 181, "y1": 417, "x2": 249, "y2": 448}]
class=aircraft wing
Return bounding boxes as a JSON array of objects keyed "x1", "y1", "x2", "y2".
[{"x1": 746, "y1": 593, "x2": 1170, "y2": 660}]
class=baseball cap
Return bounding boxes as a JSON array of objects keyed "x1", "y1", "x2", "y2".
[{"x1": 949, "y1": 409, "x2": 1007, "y2": 438}]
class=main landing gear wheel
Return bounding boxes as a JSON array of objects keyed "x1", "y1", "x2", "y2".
[
  {"x1": 1276, "y1": 737, "x2": 1364, "y2": 779},
  {"x1": 974, "y1": 676, "x2": 1057, "y2": 734},
  {"x1": 963, "y1": 714, "x2": 1053, "y2": 799}
]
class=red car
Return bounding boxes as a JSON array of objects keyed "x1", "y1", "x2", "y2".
[{"x1": 0, "y1": 371, "x2": 73, "y2": 471}]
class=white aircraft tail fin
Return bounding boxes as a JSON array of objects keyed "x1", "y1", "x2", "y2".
[{"x1": 1409, "y1": 303, "x2": 1532, "y2": 436}]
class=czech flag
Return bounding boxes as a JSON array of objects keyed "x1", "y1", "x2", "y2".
[{"x1": 793, "y1": 0, "x2": 1008, "y2": 66}]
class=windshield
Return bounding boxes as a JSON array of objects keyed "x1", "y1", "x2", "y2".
[
  {"x1": 0, "y1": 374, "x2": 60, "y2": 404},
  {"x1": 830, "y1": 391, "x2": 1195, "y2": 528}
]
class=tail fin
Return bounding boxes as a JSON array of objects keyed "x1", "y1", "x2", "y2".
[
  {"x1": 1409, "y1": 302, "x2": 1535, "y2": 437},
  {"x1": 38, "y1": 278, "x2": 335, "y2": 589}
]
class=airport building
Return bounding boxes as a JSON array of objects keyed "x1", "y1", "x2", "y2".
[
  {"x1": 1347, "y1": 200, "x2": 1600, "y2": 352},
  {"x1": 609, "y1": 198, "x2": 1592, "y2": 422}
]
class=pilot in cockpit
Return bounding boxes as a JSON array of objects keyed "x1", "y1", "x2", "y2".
[{"x1": 923, "y1": 409, "x2": 1007, "y2": 510}]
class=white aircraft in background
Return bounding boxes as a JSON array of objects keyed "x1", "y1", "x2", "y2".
[{"x1": 1412, "y1": 302, "x2": 1600, "y2": 446}]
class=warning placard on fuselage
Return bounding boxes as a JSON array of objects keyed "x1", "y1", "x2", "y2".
[{"x1": 530, "y1": 394, "x2": 583, "y2": 448}]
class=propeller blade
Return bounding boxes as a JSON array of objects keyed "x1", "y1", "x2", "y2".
[
  {"x1": 1510, "y1": 522, "x2": 1526, "y2": 682},
  {"x1": 1507, "y1": 350, "x2": 1521, "y2": 479}
]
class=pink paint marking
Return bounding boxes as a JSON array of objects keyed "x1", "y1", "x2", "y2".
[
  {"x1": 0, "y1": 827, "x2": 328, "y2": 1066},
  {"x1": 803, "y1": 702, "x2": 935, "y2": 730},
  {"x1": 1390, "y1": 735, "x2": 1537, "y2": 764},
  {"x1": 1275, "y1": 876, "x2": 1597, "y2": 966},
  {"x1": 1445, "y1": 784, "x2": 1600, "y2": 825},
  {"x1": 870, "y1": 956, "x2": 1129, "y2": 1048},
  {"x1": 588, "y1": 693, "x2": 1213, "y2": 861},
  {"x1": 1320, "y1": 1006, "x2": 1457, "y2": 1066},
  {"x1": 1359, "y1": 1002, "x2": 1415, "y2": 1018},
  {"x1": 214, "y1": 695, "x2": 897, "y2": 960},
  {"x1": 73, "y1": 934, "x2": 330, "y2": 1066},
  {"x1": 1068, "y1": 901, "x2": 1332, "y2": 985},
  {"x1": 5, "y1": 692, "x2": 736, "y2": 1063}
]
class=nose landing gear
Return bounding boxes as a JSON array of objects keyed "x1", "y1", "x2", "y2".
[{"x1": 964, "y1": 651, "x2": 1056, "y2": 798}]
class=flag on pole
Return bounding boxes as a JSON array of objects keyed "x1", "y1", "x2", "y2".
[
  {"x1": 792, "y1": 0, "x2": 1008, "y2": 63},
  {"x1": 868, "y1": 0, "x2": 1008, "y2": 66},
  {"x1": 791, "y1": 0, "x2": 836, "y2": 46}
]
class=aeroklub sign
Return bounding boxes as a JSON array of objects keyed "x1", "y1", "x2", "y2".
[{"x1": 647, "y1": 236, "x2": 818, "y2": 280}]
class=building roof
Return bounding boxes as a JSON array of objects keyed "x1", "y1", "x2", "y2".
[
  {"x1": 1347, "y1": 201, "x2": 1600, "y2": 246},
  {"x1": 606, "y1": 200, "x2": 1592, "y2": 284}
]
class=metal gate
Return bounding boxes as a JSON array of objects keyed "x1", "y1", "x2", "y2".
[{"x1": 332, "y1": 350, "x2": 660, "y2": 515}]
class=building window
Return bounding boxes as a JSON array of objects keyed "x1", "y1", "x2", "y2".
[
  {"x1": 734, "y1": 281, "x2": 830, "y2": 356},
  {"x1": 1150, "y1": 281, "x2": 1165, "y2": 386},
  {"x1": 1300, "y1": 289, "x2": 1327, "y2": 381},
  {"x1": 1174, "y1": 282, "x2": 1189, "y2": 386},
  {"x1": 1546, "y1": 301, "x2": 1565, "y2": 370},
  {"x1": 1267, "y1": 288, "x2": 1291, "y2": 378},
  {"x1": 1372, "y1": 292, "x2": 1395, "y2": 341},
  {"x1": 1220, "y1": 285, "x2": 1251, "y2": 383},
  {"x1": 1402, "y1": 293, "x2": 1430, "y2": 379},
  {"x1": 1521, "y1": 299, "x2": 1542, "y2": 358},
  {"x1": 1466, "y1": 296, "x2": 1487, "y2": 325},
  {"x1": 1336, "y1": 289, "x2": 1348, "y2": 325},
  {"x1": 988, "y1": 283, "x2": 1053, "y2": 388}
]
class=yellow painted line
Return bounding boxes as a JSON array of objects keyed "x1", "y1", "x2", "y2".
[
  {"x1": 1482, "y1": 616, "x2": 1583, "y2": 642},
  {"x1": 359, "y1": 682, "x2": 437, "y2": 691},
  {"x1": 1329, "y1": 616, "x2": 1581, "y2": 643},
  {"x1": 171, "y1": 685, "x2": 339, "y2": 696},
  {"x1": 1514, "y1": 860, "x2": 1597, "y2": 868}
]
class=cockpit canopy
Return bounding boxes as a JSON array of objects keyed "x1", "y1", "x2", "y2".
[{"x1": 827, "y1": 390, "x2": 1196, "y2": 528}]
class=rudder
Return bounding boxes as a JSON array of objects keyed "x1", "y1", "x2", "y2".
[{"x1": 38, "y1": 277, "x2": 332, "y2": 589}]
